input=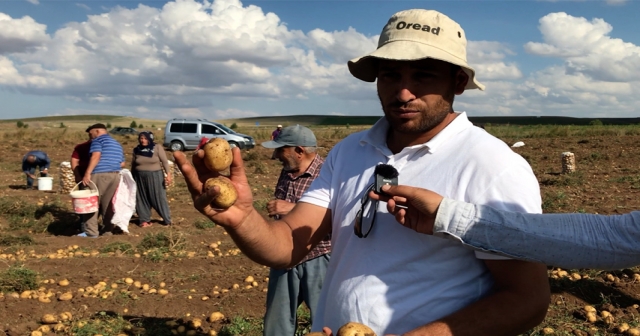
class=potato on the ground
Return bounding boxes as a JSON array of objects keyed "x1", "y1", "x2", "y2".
[
  {"x1": 205, "y1": 176, "x2": 238, "y2": 209},
  {"x1": 203, "y1": 138, "x2": 233, "y2": 172},
  {"x1": 337, "y1": 322, "x2": 376, "y2": 336}
]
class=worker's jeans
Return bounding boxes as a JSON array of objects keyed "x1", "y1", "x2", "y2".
[
  {"x1": 263, "y1": 253, "x2": 330, "y2": 336},
  {"x1": 26, "y1": 167, "x2": 47, "y2": 187}
]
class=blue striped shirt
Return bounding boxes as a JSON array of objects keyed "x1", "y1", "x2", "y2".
[{"x1": 90, "y1": 134, "x2": 124, "y2": 173}]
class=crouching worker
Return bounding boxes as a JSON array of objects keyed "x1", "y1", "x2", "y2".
[{"x1": 22, "y1": 150, "x2": 50, "y2": 188}]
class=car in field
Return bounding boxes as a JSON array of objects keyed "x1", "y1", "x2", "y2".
[
  {"x1": 163, "y1": 118, "x2": 256, "y2": 151},
  {"x1": 109, "y1": 127, "x2": 139, "y2": 136}
]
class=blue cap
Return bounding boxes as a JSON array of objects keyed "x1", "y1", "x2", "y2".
[{"x1": 261, "y1": 125, "x2": 317, "y2": 148}]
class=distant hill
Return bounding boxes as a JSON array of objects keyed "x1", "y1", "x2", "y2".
[
  {"x1": 3, "y1": 114, "x2": 640, "y2": 126},
  {"x1": 1, "y1": 115, "x2": 123, "y2": 123}
]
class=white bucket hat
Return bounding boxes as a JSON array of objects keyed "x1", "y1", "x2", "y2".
[{"x1": 348, "y1": 9, "x2": 484, "y2": 90}]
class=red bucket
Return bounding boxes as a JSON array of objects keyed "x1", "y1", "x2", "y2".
[{"x1": 70, "y1": 182, "x2": 99, "y2": 214}]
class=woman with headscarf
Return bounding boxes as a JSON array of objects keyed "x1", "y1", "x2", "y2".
[{"x1": 131, "y1": 132, "x2": 172, "y2": 227}]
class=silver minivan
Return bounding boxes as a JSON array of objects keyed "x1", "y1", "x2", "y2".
[{"x1": 163, "y1": 118, "x2": 256, "y2": 151}]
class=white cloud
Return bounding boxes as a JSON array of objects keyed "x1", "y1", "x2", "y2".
[
  {"x1": 467, "y1": 41, "x2": 522, "y2": 80},
  {"x1": 25, "y1": 0, "x2": 39, "y2": 5},
  {"x1": 0, "y1": 13, "x2": 48, "y2": 54},
  {"x1": 458, "y1": 13, "x2": 640, "y2": 118},
  {"x1": 1, "y1": 4, "x2": 639, "y2": 119},
  {"x1": 0, "y1": 0, "x2": 388, "y2": 108},
  {"x1": 76, "y1": 3, "x2": 91, "y2": 10},
  {"x1": 524, "y1": 12, "x2": 640, "y2": 82}
]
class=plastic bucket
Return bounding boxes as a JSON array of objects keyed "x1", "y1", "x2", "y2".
[
  {"x1": 37, "y1": 177, "x2": 53, "y2": 191},
  {"x1": 70, "y1": 182, "x2": 99, "y2": 214}
]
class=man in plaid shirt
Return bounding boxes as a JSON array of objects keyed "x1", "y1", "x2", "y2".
[{"x1": 262, "y1": 125, "x2": 331, "y2": 336}]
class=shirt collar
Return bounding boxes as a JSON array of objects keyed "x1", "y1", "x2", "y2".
[
  {"x1": 287, "y1": 154, "x2": 322, "y2": 180},
  {"x1": 359, "y1": 112, "x2": 472, "y2": 154}
]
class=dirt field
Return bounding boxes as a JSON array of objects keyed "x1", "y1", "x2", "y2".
[{"x1": 1, "y1": 121, "x2": 640, "y2": 336}]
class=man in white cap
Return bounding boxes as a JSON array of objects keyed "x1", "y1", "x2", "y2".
[{"x1": 174, "y1": 9, "x2": 549, "y2": 336}]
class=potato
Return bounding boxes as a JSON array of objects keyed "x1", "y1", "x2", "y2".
[
  {"x1": 58, "y1": 292, "x2": 73, "y2": 301},
  {"x1": 205, "y1": 177, "x2": 238, "y2": 209},
  {"x1": 336, "y1": 322, "x2": 376, "y2": 336},
  {"x1": 208, "y1": 311, "x2": 225, "y2": 322},
  {"x1": 41, "y1": 313, "x2": 58, "y2": 324},
  {"x1": 203, "y1": 138, "x2": 233, "y2": 172}
]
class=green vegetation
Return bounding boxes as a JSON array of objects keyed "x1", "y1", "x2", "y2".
[
  {"x1": 130, "y1": 120, "x2": 138, "y2": 128},
  {"x1": 0, "y1": 264, "x2": 39, "y2": 293},
  {"x1": 137, "y1": 231, "x2": 186, "y2": 262},
  {"x1": 138, "y1": 232, "x2": 172, "y2": 250},
  {"x1": 100, "y1": 241, "x2": 134, "y2": 254},
  {"x1": 194, "y1": 218, "x2": 216, "y2": 230},
  {"x1": 542, "y1": 191, "x2": 568, "y2": 212},
  {"x1": 230, "y1": 122, "x2": 238, "y2": 129},
  {"x1": 219, "y1": 316, "x2": 263, "y2": 336},
  {"x1": 0, "y1": 234, "x2": 35, "y2": 247},
  {"x1": 107, "y1": 122, "x2": 112, "y2": 128},
  {"x1": 72, "y1": 312, "x2": 132, "y2": 336}
]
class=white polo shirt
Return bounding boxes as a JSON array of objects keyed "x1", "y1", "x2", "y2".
[{"x1": 301, "y1": 113, "x2": 541, "y2": 335}]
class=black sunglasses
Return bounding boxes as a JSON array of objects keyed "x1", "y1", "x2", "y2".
[{"x1": 354, "y1": 183, "x2": 378, "y2": 238}]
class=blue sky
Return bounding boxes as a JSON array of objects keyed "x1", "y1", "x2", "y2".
[{"x1": 1, "y1": 0, "x2": 639, "y2": 120}]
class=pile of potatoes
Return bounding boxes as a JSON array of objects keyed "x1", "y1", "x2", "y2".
[
  {"x1": 202, "y1": 138, "x2": 237, "y2": 209},
  {"x1": 58, "y1": 161, "x2": 75, "y2": 194}
]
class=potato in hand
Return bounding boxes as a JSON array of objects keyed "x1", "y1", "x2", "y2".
[
  {"x1": 203, "y1": 138, "x2": 233, "y2": 172},
  {"x1": 205, "y1": 176, "x2": 238, "y2": 209},
  {"x1": 337, "y1": 322, "x2": 376, "y2": 336}
]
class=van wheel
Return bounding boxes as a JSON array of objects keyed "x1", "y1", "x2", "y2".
[
  {"x1": 170, "y1": 141, "x2": 184, "y2": 152},
  {"x1": 228, "y1": 141, "x2": 239, "y2": 149}
]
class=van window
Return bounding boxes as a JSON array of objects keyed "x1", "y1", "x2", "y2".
[
  {"x1": 202, "y1": 124, "x2": 223, "y2": 135},
  {"x1": 182, "y1": 123, "x2": 197, "y2": 133},
  {"x1": 169, "y1": 123, "x2": 183, "y2": 132}
]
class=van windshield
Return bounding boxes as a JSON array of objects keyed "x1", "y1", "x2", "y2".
[{"x1": 216, "y1": 124, "x2": 235, "y2": 134}]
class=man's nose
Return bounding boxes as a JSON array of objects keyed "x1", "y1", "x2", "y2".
[{"x1": 396, "y1": 87, "x2": 416, "y2": 103}]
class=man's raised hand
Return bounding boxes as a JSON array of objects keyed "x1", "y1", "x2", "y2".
[{"x1": 174, "y1": 147, "x2": 255, "y2": 229}]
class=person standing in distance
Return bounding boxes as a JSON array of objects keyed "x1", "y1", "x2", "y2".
[{"x1": 261, "y1": 125, "x2": 331, "y2": 336}]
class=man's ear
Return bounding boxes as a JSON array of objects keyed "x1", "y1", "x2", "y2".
[
  {"x1": 454, "y1": 68, "x2": 469, "y2": 95},
  {"x1": 294, "y1": 146, "x2": 304, "y2": 155}
]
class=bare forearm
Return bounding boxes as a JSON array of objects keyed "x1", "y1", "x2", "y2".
[
  {"x1": 224, "y1": 208, "x2": 300, "y2": 268},
  {"x1": 405, "y1": 290, "x2": 548, "y2": 336}
]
